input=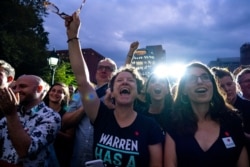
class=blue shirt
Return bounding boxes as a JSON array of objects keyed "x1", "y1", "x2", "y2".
[
  {"x1": 69, "y1": 92, "x2": 94, "y2": 167},
  {"x1": 70, "y1": 85, "x2": 107, "y2": 167}
]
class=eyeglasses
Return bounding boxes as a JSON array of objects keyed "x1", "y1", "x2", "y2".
[
  {"x1": 97, "y1": 65, "x2": 115, "y2": 72},
  {"x1": 44, "y1": 0, "x2": 86, "y2": 20},
  {"x1": 186, "y1": 74, "x2": 212, "y2": 84}
]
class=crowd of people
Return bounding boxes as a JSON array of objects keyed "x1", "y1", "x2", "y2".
[{"x1": 0, "y1": 10, "x2": 250, "y2": 167}]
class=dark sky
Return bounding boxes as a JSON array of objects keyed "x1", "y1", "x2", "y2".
[{"x1": 43, "y1": 0, "x2": 250, "y2": 67}]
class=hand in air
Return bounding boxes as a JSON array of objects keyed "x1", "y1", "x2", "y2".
[
  {"x1": 130, "y1": 41, "x2": 139, "y2": 52},
  {"x1": 65, "y1": 10, "x2": 81, "y2": 39},
  {"x1": 0, "y1": 88, "x2": 19, "y2": 116}
]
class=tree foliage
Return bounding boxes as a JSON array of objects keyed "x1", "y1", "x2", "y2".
[
  {"x1": 0, "y1": 0, "x2": 76, "y2": 86},
  {"x1": 0, "y1": 0, "x2": 49, "y2": 78},
  {"x1": 44, "y1": 61, "x2": 77, "y2": 86}
]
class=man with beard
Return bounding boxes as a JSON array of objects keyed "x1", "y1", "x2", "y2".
[{"x1": 0, "y1": 75, "x2": 61, "y2": 167}]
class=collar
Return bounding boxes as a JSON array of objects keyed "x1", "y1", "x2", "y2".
[{"x1": 19, "y1": 101, "x2": 46, "y2": 116}]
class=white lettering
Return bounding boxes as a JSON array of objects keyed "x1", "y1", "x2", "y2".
[{"x1": 99, "y1": 133, "x2": 138, "y2": 151}]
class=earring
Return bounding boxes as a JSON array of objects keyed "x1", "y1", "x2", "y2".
[
  {"x1": 181, "y1": 94, "x2": 189, "y2": 104},
  {"x1": 210, "y1": 101, "x2": 214, "y2": 107}
]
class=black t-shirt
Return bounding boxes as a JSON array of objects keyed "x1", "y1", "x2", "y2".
[
  {"x1": 138, "y1": 106, "x2": 171, "y2": 135},
  {"x1": 233, "y1": 95, "x2": 250, "y2": 133},
  {"x1": 93, "y1": 102, "x2": 164, "y2": 167},
  {"x1": 168, "y1": 113, "x2": 245, "y2": 167},
  {"x1": 133, "y1": 98, "x2": 171, "y2": 134}
]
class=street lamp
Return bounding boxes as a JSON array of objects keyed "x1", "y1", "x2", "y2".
[{"x1": 47, "y1": 48, "x2": 59, "y2": 85}]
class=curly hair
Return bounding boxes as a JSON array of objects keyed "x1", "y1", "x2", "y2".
[{"x1": 108, "y1": 64, "x2": 144, "y2": 94}]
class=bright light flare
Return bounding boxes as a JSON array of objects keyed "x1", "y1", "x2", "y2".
[{"x1": 153, "y1": 63, "x2": 185, "y2": 80}]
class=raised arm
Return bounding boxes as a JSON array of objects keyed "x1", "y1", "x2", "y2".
[
  {"x1": 0, "y1": 88, "x2": 31, "y2": 157},
  {"x1": 125, "y1": 41, "x2": 139, "y2": 65},
  {"x1": 65, "y1": 11, "x2": 100, "y2": 123}
]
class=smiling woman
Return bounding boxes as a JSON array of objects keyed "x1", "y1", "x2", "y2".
[
  {"x1": 43, "y1": 82, "x2": 75, "y2": 167},
  {"x1": 140, "y1": 72, "x2": 173, "y2": 133},
  {"x1": 164, "y1": 62, "x2": 249, "y2": 167},
  {"x1": 65, "y1": 11, "x2": 164, "y2": 167}
]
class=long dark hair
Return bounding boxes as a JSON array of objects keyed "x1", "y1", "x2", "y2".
[
  {"x1": 170, "y1": 62, "x2": 235, "y2": 135},
  {"x1": 144, "y1": 73, "x2": 173, "y2": 111},
  {"x1": 44, "y1": 82, "x2": 70, "y2": 110}
]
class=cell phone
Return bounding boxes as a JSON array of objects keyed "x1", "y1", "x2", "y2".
[{"x1": 85, "y1": 159, "x2": 105, "y2": 167}]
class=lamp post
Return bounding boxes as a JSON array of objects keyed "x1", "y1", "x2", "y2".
[{"x1": 47, "y1": 48, "x2": 59, "y2": 85}]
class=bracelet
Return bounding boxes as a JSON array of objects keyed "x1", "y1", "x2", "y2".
[{"x1": 67, "y1": 37, "x2": 79, "y2": 43}]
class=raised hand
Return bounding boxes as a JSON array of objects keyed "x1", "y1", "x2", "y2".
[
  {"x1": 130, "y1": 41, "x2": 139, "y2": 52},
  {"x1": 65, "y1": 11, "x2": 81, "y2": 40},
  {"x1": 0, "y1": 87, "x2": 19, "y2": 116}
]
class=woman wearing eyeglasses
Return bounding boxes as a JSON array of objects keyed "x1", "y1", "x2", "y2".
[{"x1": 164, "y1": 62, "x2": 249, "y2": 167}]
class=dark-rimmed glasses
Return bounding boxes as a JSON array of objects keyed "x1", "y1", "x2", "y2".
[
  {"x1": 97, "y1": 65, "x2": 115, "y2": 72},
  {"x1": 44, "y1": 0, "x2": 86, "y2": 20},
  {"x1": 186, "y1": 74, "x2": 212, "y2": 84}
]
